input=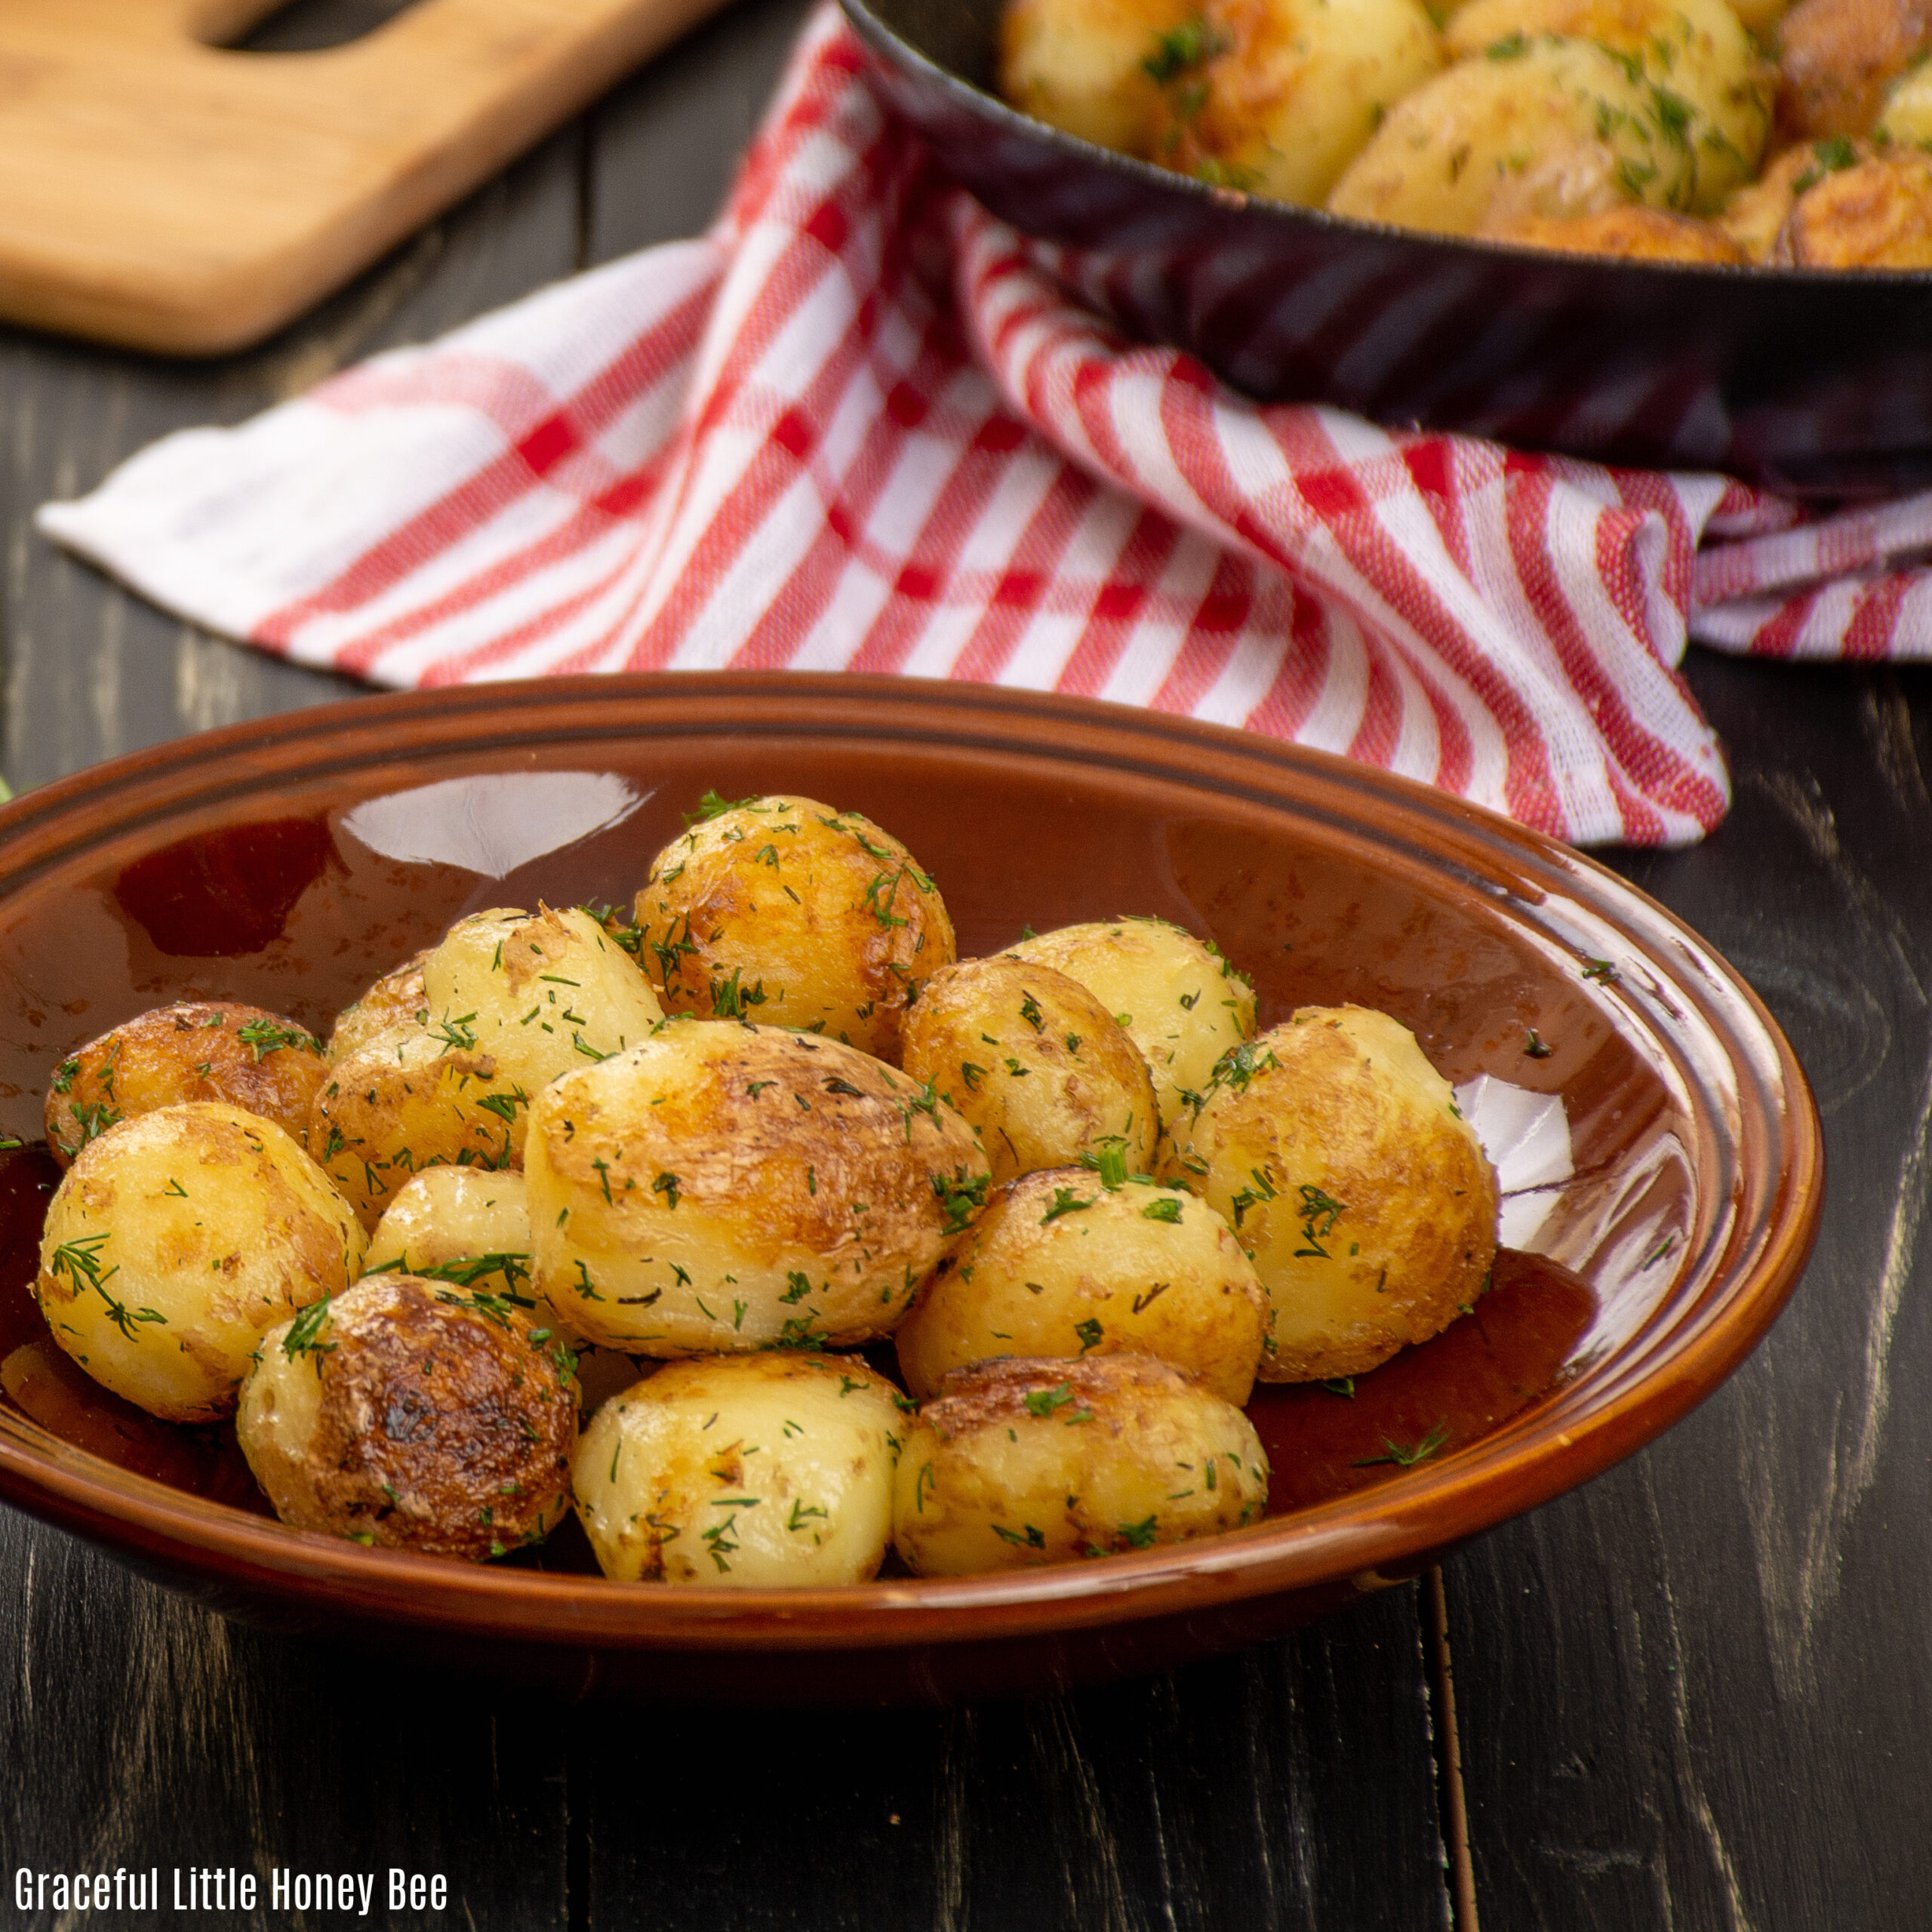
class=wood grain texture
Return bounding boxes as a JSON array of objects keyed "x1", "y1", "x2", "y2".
[
  {"x1": 0, "y1": 0, "x2": 734, "y2": 353},
  {"x1": 1447, "y1": 654, "x2": 1932, "y2": 1929}
]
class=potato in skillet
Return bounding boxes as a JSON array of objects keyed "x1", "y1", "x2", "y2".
[
  {"x1": 236, "y1": 1273, "x2": 577, "y2": 1559},
  {"x1": 525, "y1": 1020, "x2": 990, "y2": 1353},
  {"x1": 893, "y1": 1355, "x2": 1269, "y2": 1575},
  {"x1": 45, "y1": 1001, "x2": 328, "y2": 1167},
  {"x1": 574, "y1": 1352, "x2": 907, "y2": 1586},
  {"x1": 1776, "y1": 0, "x2": 1932, "y2": 140},
  {"x1": 36, "y1": 1103, "x2": 365, "y2": 1423},
  {"x1": 900, "y1": 956, "x2": 1158, "y2": 1184},
  {"x1": 632, "y1": 795, "x2": 955, "y2": 1063},
  {"x1": 1168, "y1": 1006, "x2": 1497, "y2": 1380},
  {"x1": 895, "y1": 1165, "x2": 1271, "y2": 1404},
  {"x1": 999, "y1": 0, "x2": 1195, "y2": 152},
  {"x1": 1004, "y1": 915, "x2": 1257, "y2": 1138}
]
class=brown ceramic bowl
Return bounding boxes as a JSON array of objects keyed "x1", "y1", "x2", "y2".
[{"x1": 0, "y1": 675, "x2": 1820, "y2": 1704}]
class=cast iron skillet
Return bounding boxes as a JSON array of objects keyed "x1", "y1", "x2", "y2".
[{"x1": 841, "y1": 0, "x2": 1932, "y2": 495}]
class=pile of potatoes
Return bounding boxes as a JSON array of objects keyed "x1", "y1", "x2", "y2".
[
  {"x1": 29, "y1": 791, "x2": 1497, "y2": 1587},
  {"x1": 1000, "y1": 0, "x2": 1932, "y2": 266}
]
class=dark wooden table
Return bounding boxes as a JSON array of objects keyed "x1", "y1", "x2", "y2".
[{"x1": 2, "y1": 3, "x2": 1924, "y2": 1926}]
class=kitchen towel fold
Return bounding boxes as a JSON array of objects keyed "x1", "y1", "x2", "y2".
[{"x1": 34, "y1": 4, "x2": 1932, "y2": 848}]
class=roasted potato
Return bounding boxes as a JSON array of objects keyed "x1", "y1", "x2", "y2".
[
  {"x1": 1717, "y1": 136, "x2": 1852, "y2": 254},
  {"x1": 1481, "y1": 201, "x2": 1748, "y2": 255},
  {"x1": 364, "y1": 1168, "x2": 532, "y2": 1290},
  {"x1": 1444, "y1": 0, "x2": 1772, "y2": 209},
  {"x1": 45, "y1": 1001, "x2": 328, "y2": 1168},
  {"x1": 1877, "y1": 56, "x2": 1932, "y2": 141},
  {"x1": 327, "y1": 952, "x2": 429, "y2": 1066},
  {"x1": 893, "y1": 1355, "x2": 1268, "y2": 1575},
  {"x1": 1774, "y1": 146, "x2": 1932, "y2": 263},
  {"x1": 1168, "y1": 1006, "x2": 1497, "y2": 1380},
  {"x1": 1777, "y1": 0, "x2": 1932, "y2": 139},
  {"x1": 999, "y1": 0, "x2": 1195, "y2": 152},
  {"x1": 1327, "y1": 38, "x2": 1697, "y2": 235},
  {"x1": 236, "y1": 1274, "x2": 577, "y2": 1558},
  {"x1": 309, "y1": 1029, "x2": 525, "y2": 1231},
  {"x1": 525, "y1": 1020, "x2": 990, "y2": 1353},
  {"x1": 419, "y1": 904, "x2": 664, "y2": 1152},
  {"x1": 1004, "y1": 916, "x2": 1257, "y2": 1137},
  {"x1": 900, "y1": 956, "x2": 1158, "y2": 1185},
  {"x1": 632, "y1": 794, "x2": 955, "y2": 1062},
  {"x1": 573, "y1": 1352, "x2": 907, "y2": 1586},
  {"x1": 1152, "y1": 0, "x2": 1444, "y2": 204},
  {"x1": 36, "y1": 1103, "x2": 365, "y2": 1423},
  {"x1": 896, "y1": 1167, "x2": 1269, "y2": 1404}
]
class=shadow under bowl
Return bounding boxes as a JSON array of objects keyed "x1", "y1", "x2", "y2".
[{"x1": 0, "y1": 675, "x2": 1820, "y2": 1703}]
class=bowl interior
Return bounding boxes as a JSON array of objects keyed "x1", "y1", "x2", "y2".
[{"x1": 0, "y1": 678, "x2": 1816, "y2": 1642}]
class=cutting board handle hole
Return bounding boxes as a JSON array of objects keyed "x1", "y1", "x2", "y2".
[{"x1": 213, "y1": 0, "x2": 424, "y2": 53}]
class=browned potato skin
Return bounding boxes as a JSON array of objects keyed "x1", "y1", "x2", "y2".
[
  {"x1": 633, "y1": 795, "x2": 955, "y2": 1062},
  {"x1": 327, "y1": 953, "x2": 429, "y2": 1066},
  {"x1": 1774, "y1": 149, "x2": 1932, "y2": 262},
  {"x1": 901, "y1": 958, "x2": 1158, "y2": 1185},
  {"x1": 893, "y1": 1355, "x2": 1269, "y2": 1575},
  {"x1": 1777, "y1": 0, "x2": 1932, "y2": 138},
  {"x1": 309, "y1": 1032, "x2": 521, "y2": 1232},
  {"x1": 236, "y1": 1275, "x2": 577, "y2": 1559},
  {"x1": 1718, "y1": 140, "x2": 1857, "y2": 256},
  {"x1": 896, "y1": 1168, "x2": 1269, "y2": 1404},
  {"x1": 45, "y1": 1001, "x2": 326, "y2": 1168},
  {"x1": 1481, "y1": 205, "x2": 1748, "y2": 260}
]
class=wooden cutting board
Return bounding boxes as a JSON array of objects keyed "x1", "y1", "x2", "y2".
[{"x1": 0, "y1": 0, "x2": 735, "y2": 355}]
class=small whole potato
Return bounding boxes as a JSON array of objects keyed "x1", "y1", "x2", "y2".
[
  {"x1": 1327, "y1": 38, "x2": 1696, "y2": 237},
  {"x1": 237, "y1": 1274, "x2": 577, "y2": 1558},
  {"x1": 573, "y1": 1352, "x2": 908, "y2": 1586},
  {"x1": 896, "y1": 1167, "x2": 1270, "y2": 1404},
  {"x1": 364, "y1": 1168, "x2": 532, "y2": 1290},
  {"x1": 327, "y1": 952, "x2": 429, "y2": 1066},
  {"x1": 526, "y1": 1020, "x2": 990, "y2": 1352},
  {"x1": 893, "y1": 1355, "x2": 1269, "y2": 1576},
  {"x1": 1157, "y1": 0, "x2": 1445, "y2": 205},
  {"x1": 1774, "y1": 146, "x2": 1932, "y2": 265},
  {"x1": 1171, "y1": 1006, "x2": 1498, "y2": 1381},
  {"x1": 46, "y1": 1001, "x2": 328, "y2": 1167},
  {"x1": 419, "y1": 904, "x2": 665, "y2": 1150},
  {"x1": 1444, "y1": 0, "x2": 1773, "y2": 209},
  {"x1": 632, "y1": 793, "x2": 955, "y2": 1061},
  {"x1": 35, "y1": 1103, "x2": 365, "y2": 1423},
  {"x1": 1777, "y1": 0, "x2": 1932, "y2": 140},
  {"x1": 999, "y1": 0, "x2": 1195, "y2": 152},
  {"x1": 900, "y1": 956, "x2": 1158, "y2": 1184},
  {"x1": 309, "y1": 1028, "x2": 528, "y2": 1229},
  {"x1": 1004, "y1": 917, "x2": 1257, "y2": 1137}
]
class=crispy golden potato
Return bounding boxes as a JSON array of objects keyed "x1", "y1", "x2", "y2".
[
  {"x1": 525, "y1": 1020, "x2": 990, "y2": 1353},
  {"x1": 999, "y1": 0, "x2": 1195, "y2": 152},
  {"x1": 1327, "y1": 38, "x2": 1697, "y2": 235},
  {"x1": 327, "y1": 952, "x2": 429, "y2": 1066},
  {"x1": 419, "y1": 905, "x2": 664, "y2": 1155},
  {"x1": 365, "y1": 1168, "x2": 531, "y2": 1289},
  {"x1": 1005, "y1": 917, "x2": 1257, "y2": 1137},
  {"x1": 1169, "y1": 1007, "x2": 1497, "y2": 1380},
  {"x1": 573, "y1": 1353, "x2": 907, "y2": 1586},
  {"x1": 1152, "y1": 0, "x2": 1444, "y2": 205},
  {"x1": 896, "y1": 1167, "x2": 1269, "y2": 1404},
  {"x1": 45, "y1": 1001, "x2": 327, "y2": 1168},
  {"x1": 1481, "y1": 201, "x2": 1749, "y2": 254},
  {"x1": 236, "y1": 1274, "x2": 577, "y2": 1558},
  {"x1": 633, "y1": 794, "x2": 955, "y2": 1063},
  {"x1": 1446, "y1": 0, "x2": 1772, "y2": 208},
  {"x1": 35, "y1": 1103, "x2": 365, "y2": 1423},
  {"x1": 1777, "y1": 0, "x2": 1932, "y2": 139},
  {"x1": 1716, "y1": 136, "x2": 1854, "y2": 254},
  {"x1": 893, "y1": 1355, "x2": 1268, "y2": 1575},
  {"x1": 1774, "y1": 146, "x2": 1932, "y2": 261},
  {"x1": 900, "y1": 957, "x2": 1158, "y2": 1186},
  {"x1": 309, "y1": 1028, "x2": 525, "y2": 1232}
]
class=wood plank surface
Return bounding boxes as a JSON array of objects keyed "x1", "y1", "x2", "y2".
[{"x1": 0, "y1": 7, "x2": 1454, "y2": 1929}]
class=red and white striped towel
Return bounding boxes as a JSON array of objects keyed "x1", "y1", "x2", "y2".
[{"x1": 33, "y1": 5, "x2": 1932, "y2": 848}]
